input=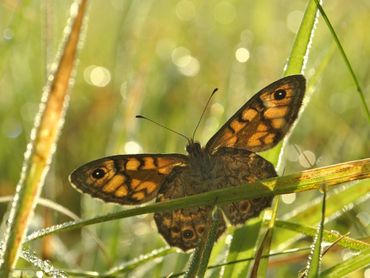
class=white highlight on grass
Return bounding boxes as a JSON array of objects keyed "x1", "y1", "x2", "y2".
[
  {"x1": 281, "y1": 193, "x2": 296, "y2": 204},
  {"x1": 356, "y1": 211, "x2": 370, "y2": 227},
  {"x1": 235, "y1": 47, "x2": 250, "y2": 63}
]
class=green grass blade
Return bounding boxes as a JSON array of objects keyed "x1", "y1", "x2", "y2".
[
  {"x1": 246, "y1": 1, "x2": 321, "y2": 273},
  {"x1": 284, "y1": 0, "x2": 321, "y2": 76},
  {"x1": 262, "y1": 0, "x2": 320, "y2": 169},
  {"x1": 24, "y1": 159, "x2": 369, "y2": 242},
  {"x1": 169, "y1": 247, "x2": 312, "y2": 276},
  {"x1": 223, "y1": 219, "x2": 262, "y2": 277},
  {"x1": 313, "y1": 0, "x2": 370, "y2": 123},
  {"x1": 184, "y1": 208, "x2": 221, "y2": 278},
  {"x1": 250, "y1": 200, "x2": 279, "y2": 277},
  {"x1": 101, "y1": 247, "x2": 174, "y2": 277},
  {"x1": 0, "y1": 1, "x2": 88, "y2": 275},
  {"x1": 18, "y1": 248, "x2": 67, "y2": 277},
  {"x1": 320, "y1": 247, "x2": 370, "y2": 277},
  {"x1": 303, "y1": 188, "x2": 326, "y2": 277},
  {"x1": 273, "y1": 179, "x2": 370, "y2": 249},
  {"x1": 275, "y1": 220, "x2": 370, "y2": 252}
]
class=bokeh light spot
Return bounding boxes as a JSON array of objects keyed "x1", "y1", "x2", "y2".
[
  {"x1": 171, "y1": 47, "x2": 200, "y2": 76},
  {"x1": 84, "y1": 65, "x2": 111, "y2": 87},
  {"x1": 124, "y1": 141, "x2": 142, "y2": 154},
  {"x1": 235, "y1": 47, "x2": 250, "y2": 63},
  {"x1": 298, "y1": 150, "x2": 316, "y2": 168}
]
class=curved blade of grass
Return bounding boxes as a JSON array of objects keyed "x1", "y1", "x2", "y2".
[
  {"x1": 274, "y1": 180, "x2": 370, "y2": 250},
  {"x1": 320, "y1": 247, "x2": 370, "y2": 277},
  {"x1": 0, "y1": 0, "x2": 88, "y2": 275},
  {"x1": 249, "y1": 1, "x2": 322, "y2": 269},
  {"x1": 252, "y1": 1, "x2": 322, "y2": 272},
  {"x1": 284, "y1": 0, "x2": 321, "y2": 77},
  {"x1": 195, "y1": 208, "x2": 222, "y2": 277},
  {"x1": 101, "y1": 247, "x2": 173, "y2": 277},
  {"x1": 313, "y1": 0, "x2": 370, "y2": 123},
  {"x1": 0, "y1": 196, "x2": 79, "y2": 221},
  {"x1": 275, "y1": 220, "x2": 370, "y2": 252},
  {"x1": 170, "y1": 247, "x2": 312, "y2": 277},
  {"x1": 303, "y1": 187, "x2": 326, "y2": 277},
  {"x1": 24, "y1": 158, "x2": 370, "y2": 243},
  {"x1": 185, "y1": 208, "x2": 221, "y2": 278},
  {"x1": 223, "y1": 218, "x2": 262, "y2": 277},
  {"x1": 263, "y1": 0, "x2": 321, "y2": 167},
  {"x1": 251, "y1": 200, "x2": 279, "y2": 277},
  {"x1": 0, "y1": 195, "x2": 112, "y2": 269},
  {"x1": 18, "y1": 248, "x2": 67, "y2": 278}
]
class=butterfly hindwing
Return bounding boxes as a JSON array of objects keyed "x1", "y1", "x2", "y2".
[
  {"x1": 69, "y1": 154, "x2": 187, "y2": 204},
  {"x1": 205, "y1": 75, "x2": 305, "y2": 153}
]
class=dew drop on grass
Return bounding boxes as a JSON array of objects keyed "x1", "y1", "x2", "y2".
[{"x1": 20, "y1": 249, "x2": 67, "y2": 278}]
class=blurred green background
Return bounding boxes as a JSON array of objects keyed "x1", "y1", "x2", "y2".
[{"x1": 0, "y1": 0, "x2": 369, "y2": 276}]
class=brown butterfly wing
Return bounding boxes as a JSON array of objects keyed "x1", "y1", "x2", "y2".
[
  {"x1": 205, "y1": 75, "x2": 306, "y2": 153},
  {"x1": 69, "y1": 154, "x2": 188, "y2": 205},
  {"x1": 154, "y1": 163, "x2": 226, "y2": 251}
]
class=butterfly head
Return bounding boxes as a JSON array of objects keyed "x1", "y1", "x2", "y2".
[{"x1": 186, "y1": 140, "x2": 203, "y2": 157}]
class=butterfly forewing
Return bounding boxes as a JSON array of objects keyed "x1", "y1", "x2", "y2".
[
  {"x1": 205, "y1": 75, "x2": 305, "y2": 153},
  {"x1": 69, "y1": 154, "x2": 187, "y2": 204}
]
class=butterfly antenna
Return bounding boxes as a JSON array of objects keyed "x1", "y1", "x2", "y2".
[
  {"x1": 136, "y1": 115, "x2": 190, "y2": 143},
  {"x1": 192, "y1": 88, "x2": 218, "y2": 140}
]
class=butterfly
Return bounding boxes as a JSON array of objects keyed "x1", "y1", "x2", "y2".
[{"x1": 69, "y1": 74, "x2": 306, "y2": 251}]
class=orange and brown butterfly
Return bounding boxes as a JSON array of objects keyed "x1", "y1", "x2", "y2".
[{"x1": 69, "y1": 74, "x2": 306, "y2": 251}]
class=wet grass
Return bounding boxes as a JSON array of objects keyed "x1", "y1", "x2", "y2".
[{"x1": 0, "y1": 0, "x2": 369, "y2": 277}]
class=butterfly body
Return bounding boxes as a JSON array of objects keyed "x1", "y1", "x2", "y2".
[
  {"x1": 70, "y1": 74, "x2": 306, "y2": 251},
  {"x1": 154, "y1": 143, "x2": 276, "y2": 250}
]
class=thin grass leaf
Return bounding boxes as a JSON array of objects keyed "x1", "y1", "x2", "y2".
[
  {"x1": 274, "y1": 180, "x2": 370, "y2": 249},
  {"x1": 242, "y1": 1, "x2": 321, "y2": 274},
  {"x1": 0, "y1": 1, "x2": 88, "y2": 275},
  {"x1": 320, "y1": 247, "x2": 370, "y2": 277},
  {"x1": 284, "y1": 0, "x2": 321, "y2": 76},
  {"x1": 303, "y1": 187, "x2": 326, "y2": 277},
  {"x1": 263, "y1": 0, "x2": 320, "y2": 167},
  {"x1": 250, "y1": 200, "x2": 279, "y2": 277},
  {"x1": 19, "y1": 248, "x2": 67, "y2": 277},
  {"x1": 223, "y1": 219, "x2": 262, "y2": 277},
  {"x1": 250, "y1": 228, "x2": 273, "y2": 278},
  {"x1": 184, "y1": 238, "x2": 204, "y2": 278},
  {"x1": 169, "y1": 247, "x2": 312, "y2": 277},
  {"x1": 24, "y1": 159, "x2": 370, "y2": 243},
  {"x1": 184, "y1": 207, "x2": 221, "y2": 278},
  {"x1": 0, "y1": 196, "x2": 79, "y2": 221},
  {"x1": 313, "y1": 0, "x2": 370, "y2": 123},
  {"x1": 100, "y1": 247, "x2": 174, "y2": 277},
  {"x1": 196, "y1": 208, "x2": 222, "y2": 277},
  {"x1": 275, "y1": 220, "x2": 370, "y2": 252}
]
